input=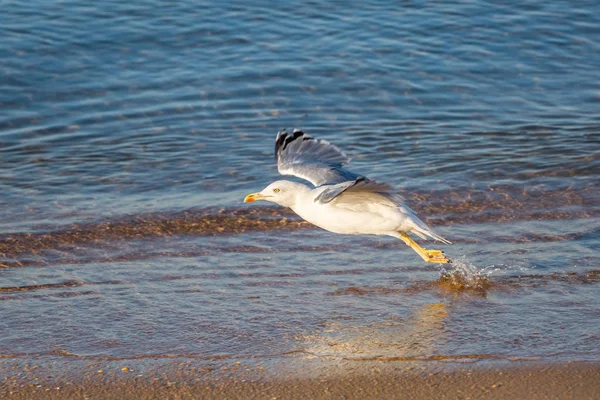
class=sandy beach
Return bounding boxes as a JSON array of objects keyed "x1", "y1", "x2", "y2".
[{"x1": 2, "y1": 361, "x2": 599, "y2": 399}]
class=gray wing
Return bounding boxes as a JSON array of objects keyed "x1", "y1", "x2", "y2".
[
  {"x1": 314, "y1": 177, "x2": 395, "y2": 204},
  {"x1": 326, "y1": 178, "x2": 403, "y2": 208},
  {"x1": 329, "y1": 180, "x2": 451, "y2": 244},
  {"x1": 275, "y1": 129, "x2": 361, "y2": 187}
]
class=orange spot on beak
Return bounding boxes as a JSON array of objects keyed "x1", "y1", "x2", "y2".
[{"x1": 244, "y1": 193, "x2": 259, "y2": 203}]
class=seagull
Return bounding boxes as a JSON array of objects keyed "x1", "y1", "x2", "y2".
[{"x1": 244, "y1": 129, "x2": 451, "y2": 264}]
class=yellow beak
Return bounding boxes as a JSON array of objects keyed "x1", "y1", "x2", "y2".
[{"x1": 244, "y1": 192, "x2": 267, "y2": 203}]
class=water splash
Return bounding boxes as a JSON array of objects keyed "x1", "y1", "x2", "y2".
[{"x1": 437, "y1": 256, "x2": 493, "y2": 293}]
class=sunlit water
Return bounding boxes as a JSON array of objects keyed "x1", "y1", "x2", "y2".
[{"x1": 1, "y1": 0, "x2": 599, "y2": 374}]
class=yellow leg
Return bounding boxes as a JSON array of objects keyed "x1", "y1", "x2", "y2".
[{"x1": 397, "y1": 232, "x2": 451, "y2": 264}]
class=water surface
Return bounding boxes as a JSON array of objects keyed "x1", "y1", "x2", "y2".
[{"x1": 1, "y1": 0, "x2": 600, "y2": 374}]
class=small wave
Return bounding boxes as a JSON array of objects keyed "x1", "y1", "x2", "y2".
[
  {"x1": 327, "y1": 266, "x2": 600, "y2": 297},
  {"x1": 0, "y1": 207, "x2": 309, "y2": 267},
  {"x1": 0, "y1": 280, "x2": 84, "y2": 292},
  {"x1": 0, "y1": 184, "x2": 598, "y2": 268}
]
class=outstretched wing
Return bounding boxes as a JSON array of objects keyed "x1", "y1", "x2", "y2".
[{"x1": 275, "y1": 129, "x2": 361, "y2": 187}]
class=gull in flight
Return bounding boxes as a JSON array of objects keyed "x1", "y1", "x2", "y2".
[{"x1": 244, "y1": 129, "x2": 451, "y2": 264}]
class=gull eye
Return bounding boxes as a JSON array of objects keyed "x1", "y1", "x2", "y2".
[{"x1": 273, "y1": 188, "x2": 280, "y2": 193}]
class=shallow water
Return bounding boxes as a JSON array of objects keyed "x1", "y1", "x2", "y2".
[{"x1": 1, "y1": 0, "x2": 600, "y2": 372}]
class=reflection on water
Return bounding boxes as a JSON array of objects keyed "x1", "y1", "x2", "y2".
[{"x1": 297, "y1": 303, "x2": 450, "y2": 360}]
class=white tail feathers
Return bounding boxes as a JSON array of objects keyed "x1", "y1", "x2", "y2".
[
  {"x1": 407, "y1": 214, "x2": 452, "y2": 244},
  {"x1": 421, "y1": 227, "x2": 452, "y2": 244}
]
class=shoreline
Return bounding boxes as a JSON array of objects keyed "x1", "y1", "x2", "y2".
[{"x1": 2, "y1": 360, "x2": 599, "y2": 399}]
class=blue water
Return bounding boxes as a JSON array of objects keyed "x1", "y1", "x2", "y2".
[{"x1": 1, "y1": 0, "x2": 600, "y2": 376}]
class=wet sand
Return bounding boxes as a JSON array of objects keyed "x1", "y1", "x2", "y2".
[{"x1": 2, "y1": 361, "x2": 599, "y2": 399}]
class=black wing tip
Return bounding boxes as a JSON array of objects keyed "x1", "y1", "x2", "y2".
[{"x1": 275, "y1": 128, "x2": 313, "y2": 157}]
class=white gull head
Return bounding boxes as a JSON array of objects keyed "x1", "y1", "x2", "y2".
[{"x1": 244, "y1": 180, "x2": 310, "y2": 208}]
